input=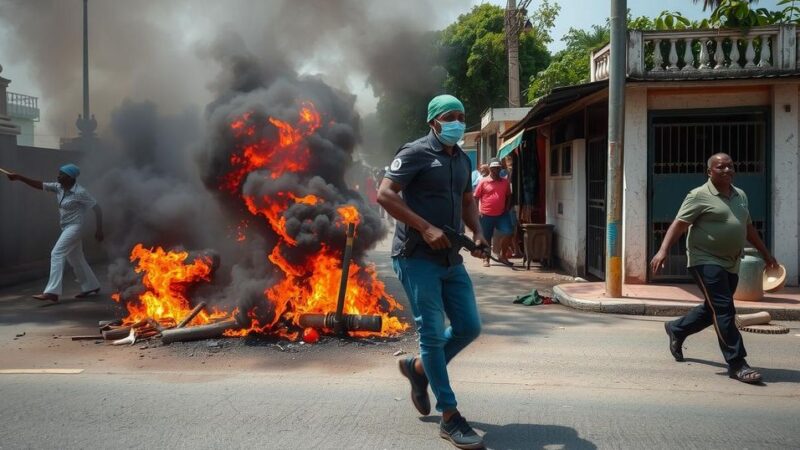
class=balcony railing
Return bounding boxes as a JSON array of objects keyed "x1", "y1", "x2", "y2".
[
  {"x1": 6, "y1": 91, "x2": 40, "y2": 121},
  {"x1": 591, "y1": 24, "x2": 800, "y2": 81}
]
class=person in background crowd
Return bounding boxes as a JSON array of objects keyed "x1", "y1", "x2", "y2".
[
  {"x1": 471, "y1": 163, "x2": 488, "y2": 191},
  {"x1": 499, "y1": 157, "x2": 521, "y2": 259},
  {"x1": 473, "y1": 158, "x2": 512, "y2": 267}
]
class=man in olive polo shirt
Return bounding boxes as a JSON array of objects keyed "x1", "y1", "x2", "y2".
[
  {"x1": 378, "y1": 94, "x2": 487, "y2": 449},
  {"x1": 651, "y1": 153, "x2": 778, "y2": 384}
]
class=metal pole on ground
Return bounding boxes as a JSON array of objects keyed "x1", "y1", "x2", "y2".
[{"x1": 606, "y1": 0, "x2": 626, "y2": 297}]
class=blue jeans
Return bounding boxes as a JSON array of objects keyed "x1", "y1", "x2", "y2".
[
  {"x1": 392, "y1": 257, "x2": 482, "y2": 412},
  {"x1": 480, "y1": 212, "x2": 513, "y2": 244}
]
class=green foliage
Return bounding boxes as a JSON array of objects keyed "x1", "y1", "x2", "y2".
[
  {"x1": 441, "y1": 2, "x2": 554, "y2": 122},
  {"x1": 779, "y1": 0, "x2": 800, "y2": 22},
  {"x1": 707, "y1": 0, "x2": 779, "y2": 26},
  {"x1": 653, "y1": 11, "x2": 693, "y2": 29},
  {"x1": 526, "y1": 24, "x2": 608, "y2": 102},
  {"x1": 694, "y1": 0, "x2": 800, "y2": 27},
  {"x1": 366, "y1": 3, "x2": 557, "y2": 163},
  {"x1": 527, "y1": 0, "x2": 560, "y2": 45}
]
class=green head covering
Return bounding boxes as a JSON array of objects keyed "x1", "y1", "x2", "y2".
[{"x1": 426, "y1": 94, "x2": 465, "y2": 123}]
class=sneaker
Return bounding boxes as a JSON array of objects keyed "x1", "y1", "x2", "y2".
[
  {"x1": 664, "y1": 321, "x2": 684, "y2": 362},
  {"x1": 398, "y1": 357, "x2": 430, "y2": 415},
  {"x1": 439, "y1": 412, "x2": 484, "y2": 449}
]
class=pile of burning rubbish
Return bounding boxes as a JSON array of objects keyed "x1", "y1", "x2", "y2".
[{"x1": 95, "y1": 99, "x2": 407, "y2": 347}]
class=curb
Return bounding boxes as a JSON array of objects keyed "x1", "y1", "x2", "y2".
[{"x1": 553, "y1": 285, "x2": 800, "y2": 320}]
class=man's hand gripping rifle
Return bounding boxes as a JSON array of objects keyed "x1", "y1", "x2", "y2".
[{"x1": 442, "y1": 226, "x2": 513, "y2": 267}]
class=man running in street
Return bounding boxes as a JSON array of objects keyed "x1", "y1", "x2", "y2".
[
  {"x1": 650, "y1": 153, "x2": 778, "y2": 384},
  {"x1": 378, "y1": 94, "x2": 487, "y2": 449}
]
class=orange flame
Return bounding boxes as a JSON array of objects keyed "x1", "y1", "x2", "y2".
[
  {"x1": 115, "y1": 244, "x2": 225, "y2": 326},
  {"x1": 223, "y1": 102, "x2": 321, "y2": 192},
  {"x1": 114, "y1": 100, "x2": 408, "y2": 340},
  {"x1": 337, "y1": 205, "x2": 360, "y2": 225}
]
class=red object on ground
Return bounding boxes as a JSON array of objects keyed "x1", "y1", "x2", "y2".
[{"x1": 302, "y1": 327, "x2": 320, "y2": 344}]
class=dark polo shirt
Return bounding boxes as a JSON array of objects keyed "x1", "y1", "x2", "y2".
[
  {"x1": 384, "y1": 130, "x2": 472, "y2": 265},
  {"x1": 676, "y1": 180, "x2": 752, "y2": 273}
]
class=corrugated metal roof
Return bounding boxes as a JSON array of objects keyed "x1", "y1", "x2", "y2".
[{"x1": 501, "y1": 80, "x2": 607, "y2": 138}]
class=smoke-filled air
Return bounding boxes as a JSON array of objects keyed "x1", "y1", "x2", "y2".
[{"x1": 0, "y1": 0, "x2": 466, "y2": 338}]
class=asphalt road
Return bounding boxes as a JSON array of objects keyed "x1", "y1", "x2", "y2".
[{"x1": 1, "y1": 239, "x2": 799, "y2": 449}]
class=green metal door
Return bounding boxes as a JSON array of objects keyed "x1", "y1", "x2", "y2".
[{"x1": 648, "y1": 108, "x2": 770, "y2": 282}]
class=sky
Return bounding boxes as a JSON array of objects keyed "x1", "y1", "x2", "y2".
[{"x1": 0, "y1": 0, "x2": 783, "y2": 147}]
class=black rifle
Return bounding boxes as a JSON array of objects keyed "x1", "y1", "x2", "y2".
[{"x1": 442, "y1": 226, "x2": 513, "y2": 267}]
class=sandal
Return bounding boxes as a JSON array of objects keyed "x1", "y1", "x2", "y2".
[
  {"x1": 75, "y1": 288, "x2": 100, "y2": 298},
  {"x1": 32, "y1": 293, "x2": 59, "y2": 302},
  {"x1": 729, "y1": 363, "x2": 762, "y2": 384},
  {"x1": 664, "y1": 322, "x2": 685, "y2": 362},
  {"x1": 482, "y1": 259, "x2": 490, "y2": 267}
]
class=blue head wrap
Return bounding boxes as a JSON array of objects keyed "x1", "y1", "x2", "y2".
[{"x1": 59, "y1": 164, "x2": 80, "y2": 179}]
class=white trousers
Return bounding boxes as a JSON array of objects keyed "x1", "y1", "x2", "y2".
[{"x1": 43, "y1": 224, "x2": 100, "y2": 296}]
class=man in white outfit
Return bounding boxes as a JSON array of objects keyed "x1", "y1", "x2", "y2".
[{"x1": 5, "y1": 164, "x2": 104, "y2": 302}]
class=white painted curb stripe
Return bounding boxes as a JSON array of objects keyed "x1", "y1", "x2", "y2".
[{"x1": 0, "y1": 369, "x2": 84, "y2": 374}]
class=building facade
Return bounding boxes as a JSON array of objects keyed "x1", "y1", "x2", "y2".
[
  {"x1": 504, "y1": 25, "x2": 800, "y2": 287},
  {"x1": 6, "y1": 91, "x2": 39, "y2": 147}
]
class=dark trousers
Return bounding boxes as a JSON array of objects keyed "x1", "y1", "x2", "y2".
[{"x1": 669, "y1": 264, "x2": 747, "y2": 366}]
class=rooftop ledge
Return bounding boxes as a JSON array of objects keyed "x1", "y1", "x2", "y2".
[{"x1": 591, "y1": 24, "x2": 800, "y2": 82}]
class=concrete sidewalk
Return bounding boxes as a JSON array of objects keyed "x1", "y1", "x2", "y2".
[{"x1": 554, "y1": 282, "x2": 800, "y2": 320}]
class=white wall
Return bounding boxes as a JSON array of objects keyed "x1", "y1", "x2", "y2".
[
  {"x1": 772, "y1": 85, "x2": 799, "y2": 286},
  {"x1": 546, "y1": 138, "x2": 586, "y2": 275},
  {"x1": 10, "y1": 118, "x2": 34, "y2": 146},
  {"x1": 623, "y1": 86, "x2": 648, "y2": 283}
]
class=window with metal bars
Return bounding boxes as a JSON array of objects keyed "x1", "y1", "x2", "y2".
[{"x1": 652, "y1": 119, "x2": 765, "y2": 175}]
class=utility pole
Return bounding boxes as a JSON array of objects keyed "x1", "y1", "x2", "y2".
[
  {"x1": 606, "y1": 0, "x2": 626, "y2": 297},
  {"x1": 505, "y1": 0, "x2": 530, "y2": 108},
  {"x1": 82, "y1": 0, "x2": 89, "y2": 122},
  {"x1": 76, "y1": 0, "x2": 96, "y2": 143}
]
